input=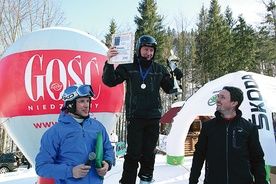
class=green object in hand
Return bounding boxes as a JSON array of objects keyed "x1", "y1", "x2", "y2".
[{"x1": 95, "y1": 131, "x2": 104, "y2": 180}]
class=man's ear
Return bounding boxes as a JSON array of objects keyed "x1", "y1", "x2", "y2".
[{"x1": 231, "y1": 101, "x2": 238, "y2": 107}]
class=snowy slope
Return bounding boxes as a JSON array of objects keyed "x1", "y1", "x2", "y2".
[{"x1": 0, "y1": 154, "x2": 204, "y2": 184}]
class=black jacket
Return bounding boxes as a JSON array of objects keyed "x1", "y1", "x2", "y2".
[
  {"x1": 102, "y1": 56, "x2": 183, "y2": 120},
  {"x1": 189, "y1": 110, "x2": 268, "y2": 184}
]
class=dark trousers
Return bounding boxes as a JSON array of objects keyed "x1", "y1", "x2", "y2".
[{"x1": 120, "y1": 118, "x2": 159, "y2": 184}]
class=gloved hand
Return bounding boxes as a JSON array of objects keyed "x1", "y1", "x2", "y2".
[
  {"x1": 173, "y1": 67, "x2": 183, "y2": 80},
  {"x1": 168, "y1": 61, "x2": 177, "y2": 71}
]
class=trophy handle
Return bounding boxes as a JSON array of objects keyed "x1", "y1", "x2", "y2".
[{"x1": 169, "y1": 76, "x2": 182, "y2": 95}]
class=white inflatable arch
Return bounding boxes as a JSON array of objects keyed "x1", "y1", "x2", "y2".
[{"x1": 166, "y1": 71, "x2": 276, "y2": 166}]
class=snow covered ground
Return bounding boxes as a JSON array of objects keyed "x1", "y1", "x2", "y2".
[{"x1": 0, "y1": 154, "x2": 204, "y2": 184}]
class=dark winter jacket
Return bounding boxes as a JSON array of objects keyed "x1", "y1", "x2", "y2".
[
  {"x1": 102, "y1": 56, "x2": 183, "y2": 120},
  {"x1": 189, "y1": 110, "x2": 268, "y2": 184}
]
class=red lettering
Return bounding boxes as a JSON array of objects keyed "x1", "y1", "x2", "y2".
[{"x1": 33, "y1": 122, "x2": 57, "y2": 129}]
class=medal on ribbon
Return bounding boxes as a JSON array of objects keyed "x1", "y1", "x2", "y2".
[{"x1": 138, "y1": 59, "x2": 152, "y2": 90}]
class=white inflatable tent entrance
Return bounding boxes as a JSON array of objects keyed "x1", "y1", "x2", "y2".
[{"x1": 166, "y1": 71, "x2": 276, "y2": 167}]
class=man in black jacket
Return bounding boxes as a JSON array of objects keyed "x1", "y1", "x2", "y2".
[
  {"x1": 189, "y1": 86, "x2": 268, "y2": 184},
  {"x1": 102, "y1": 35, "x2": 183, "y2": 184}
]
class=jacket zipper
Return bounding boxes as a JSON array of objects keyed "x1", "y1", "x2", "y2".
[
  {"x1": 225, "y1": 121, "x2": 231, "y2": 184},
  {"x1": 82, "y1": 120, "x2": 88, "y2": 155},
  {"x1": 82, "y1": 120, "x2": 92, "y2": 183}
]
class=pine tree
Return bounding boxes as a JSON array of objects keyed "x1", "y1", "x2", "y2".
[
  {"x1": 231, "y1": 16, "x2": 258, "y2": 72},
  {"x1": 134, "y1": 0, "x2": 166, "y2": 63},
  {"x1": 224, "y1": 6, "x2": 236, "y2": 30},
  {"x1": 256, "y1": 0, "x2": 276, "y2": 76},
  {"x1": 195, "y1": 5, "x2": 210, "y2": 84},
  {"x1": 104, "y1": 19, "x2": 117, "y2": 48},
  {"x1": 205, "y1": 0, "x2": 231, "y2": 79}
]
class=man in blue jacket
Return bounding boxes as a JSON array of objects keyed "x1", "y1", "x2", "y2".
[
  {"x1": 35, "y1": 84, "x2": 114, "y2": 184},
  {"x1": 189, "y1": 86, "x2": 268, "y2": 184},
  {"x1": 103, "y1": 35, "x2": 183, "y2": 184}
]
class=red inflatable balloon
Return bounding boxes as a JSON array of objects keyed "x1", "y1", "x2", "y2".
[{"x1": 0, "y1": 27, "x2": 124, "y2": 184}]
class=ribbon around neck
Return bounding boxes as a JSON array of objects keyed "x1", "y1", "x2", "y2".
[{"x1": 138, "y1": 58, "x2": 153, "y2": 82}]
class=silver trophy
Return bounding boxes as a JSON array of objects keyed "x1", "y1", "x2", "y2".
[{"x1": 167, "y1": 50, "x2": 182, "y2": 95}]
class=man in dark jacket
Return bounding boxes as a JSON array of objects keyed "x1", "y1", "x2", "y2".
[
  {"x1": 189, "y1": 86, "x2": 268, "y2": 184},
  {"x1": 102, "y1": 35, "x2": 183, "y2": 184}
]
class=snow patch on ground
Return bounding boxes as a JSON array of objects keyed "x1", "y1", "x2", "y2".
[{"x1": 0, "y1": 154, "x2": 204, "y2": 184}]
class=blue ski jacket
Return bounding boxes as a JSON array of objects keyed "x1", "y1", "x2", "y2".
[{"x1": 35, "y1": 110, "x2": 114, "y2": 184}]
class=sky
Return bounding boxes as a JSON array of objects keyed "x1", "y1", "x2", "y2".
[{"x1": 59, "y1": 0, "x2": 266, "y2": 40}]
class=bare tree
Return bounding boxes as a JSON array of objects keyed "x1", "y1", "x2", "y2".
[
  {"x1": 0, "y1": 0, "x2": 66, "y2": 153},
  {"x1": 0, "y1": 0, "x2": 67, "y2": 57}
]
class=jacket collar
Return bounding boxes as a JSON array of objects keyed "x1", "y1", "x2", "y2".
[{"x1": 215, "y1": 109, "x2": 242, "y2": 121}]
